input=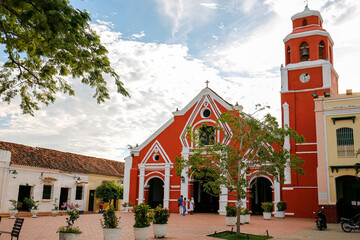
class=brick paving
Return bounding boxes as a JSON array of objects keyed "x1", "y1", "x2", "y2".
[{"x1": 0, "y1": 212, "x2": 357, "y2": 239}]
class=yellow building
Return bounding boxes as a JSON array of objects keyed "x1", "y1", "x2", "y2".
[
  {"x1": 315, "y1": 90, "x2": 360, "y2": 222},
  {"x1": 86, "y1": 161, "x2": 124, "y2": 213}
]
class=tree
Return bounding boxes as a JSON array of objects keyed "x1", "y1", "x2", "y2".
[
  {"x1": 95, "y1": 181, "x2": 123, "y2": 205},
  {"x1": 0, "y1": 0, "x2": 129, "y2": 115},
  {"x1": 176, "y1": 105, "x2": 305, "y2": 234}
]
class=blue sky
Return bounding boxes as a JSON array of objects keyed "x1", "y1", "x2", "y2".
[{"x1": 1, "y1": 0, "x2": 360, "y2": 161}]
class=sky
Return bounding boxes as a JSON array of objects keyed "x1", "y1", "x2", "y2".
[{"x1": 1, "y1": 0, "x2": 360, "y2": 161}]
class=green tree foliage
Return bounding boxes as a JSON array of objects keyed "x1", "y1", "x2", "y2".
[
  {"x1": 101, "y1": 205, "x2": 120, "y2": 228},
  {"x1": 95, "y1": 181, "x2": 123, "y2": 204},
  {"x1": 176, "y1": 105, "x2": 305, "y2": 234},
  {"x1": 0, "y1": 0, "x2": 129, "y2": 115}
]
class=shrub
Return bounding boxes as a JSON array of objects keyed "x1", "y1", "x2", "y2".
[
  {"x1": 9, "y1": 200, "x2": 22, "y2": 210},
  {"x1": 153, "y1": 204, "x2": 170, "y2": 224},
  {"x1": 95, "y1": 181, "x2": 123, "y2": 203},
  {"x1": 276, "y1": 201, "x2": 287, "y2": 211},
  {"x1": 57, "y1": 203, "x2": 82, "y2": 234},
  {"x1": 133, "y1": 203, "x2": 153, "y2": 228},
  {"x1": 242, "y1": 208, "x2": 251, "y2": 215},
  {"x1": 225, "y1": 205, "x2": 236, "y2": 217},
  {"x1": 261, "y1": 202, "x2": 274, "y2": 213},
  {"x1": 23, "y1": 197, "x2": 40, "y2": 210},
  {"x1": 101, "y1": 205, "x2": 120, "y2": 228}
]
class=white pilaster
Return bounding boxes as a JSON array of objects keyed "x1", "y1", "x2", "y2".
[
  {"x1": 282, "y1": 102, "x2": 292, "y2": 184},
  {"x1": 0, "y1": 150, "x2": 11, "y2": 212},
  {"x1": 138, "y1": 164, "x2": 145, "y2": 204},
  {"x1": 163, "y1": 164, "x2": 171, "y2": 208},
  {"x1": 274, "y1": 180, "x2": 281, "y2": 212},
  {"x1": 123, "y1": 155, "x2": 133, "y2": 204},
  {"x1": 280, "y1": 65, "x2": 288, "y2": 93},
  {"x1": 180, "y1": 148, "x2": 190, "y2": 199},
  {"x1": 218, "y1": 185, "x2": 228, "y2": 215}
]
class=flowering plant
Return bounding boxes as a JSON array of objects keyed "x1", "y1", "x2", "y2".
[
  {"x1": 153, "y1": 204, "x2": 170, "y2": 224},
  {"x1": 9, "y1": 200, "x2": 22, "y2": 210},
  {"x1": 57, "y1": 203, "x2": 82, "y2": 234},
  {"x1": 23, "y1": 197, "x2": 40, "y2": 210},
  {"x1": 133, "y1": 203, "x2": 153, "y2": 228}
]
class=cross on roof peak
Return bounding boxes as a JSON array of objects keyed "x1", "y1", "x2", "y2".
[{"x1": 205, "y1": 80, "x2": 209, "y2": 88}]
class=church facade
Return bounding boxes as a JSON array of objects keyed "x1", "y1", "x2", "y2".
[{"x1": 123, "y1": 6, "x2": 358, "y2": 221}]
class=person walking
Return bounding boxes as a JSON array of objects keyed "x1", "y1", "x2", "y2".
[
  {"x1": 178, "y1": 195, "x2": 183, "y2": 215},
  {"x1": 183, "y1": 197, "x2": 187, "y2": 216},
  {"x1": 189, "y1": 197, "x2": 195, "y2": 215}
]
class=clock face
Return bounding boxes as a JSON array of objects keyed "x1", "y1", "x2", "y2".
[{"x1": 299, "y1": 73, "x2": 310, "y2": 83}]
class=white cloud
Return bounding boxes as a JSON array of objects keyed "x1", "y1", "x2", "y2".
[
  {"x1": 132, "y1": 31, "x2": 145, "y2": 39},
  {"x1": 200, "y1": 3, "x2": 218, "y2": 9}
]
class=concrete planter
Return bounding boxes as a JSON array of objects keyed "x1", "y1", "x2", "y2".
[
  {"x1": 240, "y1": 215, "x2": 245, "y2": 224},
  {"x1": 153, "y1": 224, "x2": 168, "y2": 238},
  {"x1": 9, "y1": 209, "x2": 18, "y2": 219},
  {"x1": 263, "y1": 212, "x2": 272, "y2": 220},
  {"x1": 31, "y1": 209, "x2": 39, "y2": 218},
  {"x1": 225, "y1": 216, "x2": 236, "y2": 226},
  {"x1": 52, "y1": 210, "x2": 59, "y2": 217},
  {"x1": 134, "y1": 226, "x2": 150, "y2": 240},
  {"x1": 58, "y1": 233, "x2": 81, "y2": 240},
  {"x1": 244, "y1": 214, "x2": 250, "y2": 224},
  {"x1": 103, "y1": 228, "x2": 121, "y2": 240},
  {"x1": 276, "y1": 211, "x2": 285, "y2": 219}
]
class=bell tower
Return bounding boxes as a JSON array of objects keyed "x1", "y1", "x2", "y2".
[{"x1": 280, "y1": 6, "x2": 339, "y2": 218}]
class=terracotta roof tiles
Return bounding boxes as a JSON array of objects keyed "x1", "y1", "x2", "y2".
[{"x1": 0, "y1": 141, "x2": 123, "y2": 177}]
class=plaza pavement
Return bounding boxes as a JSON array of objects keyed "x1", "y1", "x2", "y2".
[{"x1": 0, "y1": 212, "x2": 359, "y2": 239}]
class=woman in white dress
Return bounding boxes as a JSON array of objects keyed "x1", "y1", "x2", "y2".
[{"x1": 189, "y1": 197, "x2": 195, "y2": 215}]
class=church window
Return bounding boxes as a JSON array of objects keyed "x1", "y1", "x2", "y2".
[
  {"x1": 300, "y1": 42, "x2": 309, "y2": 61},
  {"x1": 202, "y1": 108, "x2": 211, "y2": 118},
  {"x1": 286, "y1": 46, "x2": 291, "y2": 64},
  {"x1": 319, "y1": 41, "x2": 325, "y2": 59},
  {"x1": 42, "y1": 185, "x2": 52, "y2": 200},
  {"x1": 302, "y1": 19, "x2": 307, "y2": 26},
  {"x1": 336, "y1": 128, "x2": 354, "y2": 157},
  {"x1": 199, "y1": 125, "x2": 215, "y2": 146},
  {"x1": 75, "y1": 186, "x2": 83, "y2": 200},
  {"x1": 153, "y1": 154, "x2": 160, "y2": 161}
]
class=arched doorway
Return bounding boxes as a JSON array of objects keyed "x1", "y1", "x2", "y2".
[
  {"x1": 250, "y1": 177, "x2": 273, "y2": 215},
  {"x1": 336, "y1": 175, "x2": 360, "y2": 219},
  {"x1": 192, "y1": 168, "x2": 219, "y2": 213},
  {"x1": 147, "y1": 178, "x2": 164, "y2": 208}
]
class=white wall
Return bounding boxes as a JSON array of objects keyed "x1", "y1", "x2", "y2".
[{"x1": 1, "y1": 164, "x2": 88, "y2": 212}]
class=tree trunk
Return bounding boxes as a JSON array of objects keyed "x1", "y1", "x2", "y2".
[{"x1": 236, "y1": 194, "x2": 241, "y2": 234}]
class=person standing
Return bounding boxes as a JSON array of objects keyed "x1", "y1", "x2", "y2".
[
  {"x1": 183, "y1": 197, "x2": 187, "y2": 216},
  {"x1": 178, "y1": 195, "x2": 183, "y2": 215},
  {"x1": 189, "y1": 197, "x2": 195, "y2": 215}
]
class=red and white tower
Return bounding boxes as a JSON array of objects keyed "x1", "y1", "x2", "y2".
[{"x1": 280, "y1": 6, "x2": 339, "y2": 217}]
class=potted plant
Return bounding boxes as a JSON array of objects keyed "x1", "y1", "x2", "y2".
[
  {"x1": 24, "y1": 197, "x2": 40, "y2": 218},
  {"x1": 133, "y1": 203, "x2": 153, "y2": 240},
  {"x1": 152, "y1": 204, "x2": 170, "y2": 238},
  {"x1": 57, "y1": 203, "x2": 82, "y2": 240},
  {"x1": 225, "y1": 205, "x2": 237, "y2": 226},
  {"x1": 101, "y1": 205, "x2": 121, "y2": 240},
  {"x1": 9, "y1": 200, "x2": 22, "y2": 219},
  {"x1": 261, "y1": 202, "x2": 273, "y2": 220},
  {"x1": 52, "y1": 198, "x2": 60, "y2": 217},
  {"x1": 242, "y1": 208, "x2": 251, "y2": 224},
  {"x1": 276, "y1": 201, "x2": 287, "y2": 219},
  {"x1": 121, "y1": 202, "x2": 133, "y2": 213}
]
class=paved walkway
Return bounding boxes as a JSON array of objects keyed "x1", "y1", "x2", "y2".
[{"x1": 0, "y1": 212, "x2": 358, "y2": 239}]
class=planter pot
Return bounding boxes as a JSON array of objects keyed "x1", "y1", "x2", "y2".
[
  {"x1": 58, "y1": 233, "x2": 82, "y2": 240},
  {"x1": 52, "y1": 210, "x2": 59, "y2": 217},
  {"x1": 31, "y1": 209, "x2": 39, "y2": 218},
  {"x1": 225, "y1": 216, "x2": 236, "y2": 226},
  {"x1": 263, "y1": 212, "x2": 272, "y2": 220},
  {"x1": 9, "y1": 209, "x2": 18, "y2": 219},
  {"x1": 128, "y1": 206, "x2": 133, "y2": 212},
  {"x1": 277, "y1": 211, "x2": 285, "y2": 219},
  {"x1": 240, "y1": 215, "x2": 245, "y2": 224},
  {"x1": 103, "y1": 228, "x2": 121, "y2": 240},
  {"x1": 153, "y1": 224, "x2": 168, "y2": 238},
  {"x1": 244, "y1": 214, "x2": 250, "y2": 224},
  {"x1": 134, "y1": 226, "x2": 150, "y2": 240}
]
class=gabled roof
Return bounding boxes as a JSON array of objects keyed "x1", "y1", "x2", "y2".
[
  {"x1": 132, "y1": 88, "x2": 234, "y2": 153},
  {"x1": 0, "y1": 141, "x2": 124, "y2": 177}
]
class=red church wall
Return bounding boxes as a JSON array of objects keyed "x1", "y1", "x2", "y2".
[
  {"x1": 292, "y1": 15, "x2": 322, "y2": 29},
  {"x1": 283, "y1": 188, "x2": 318, "y2": 217}
]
